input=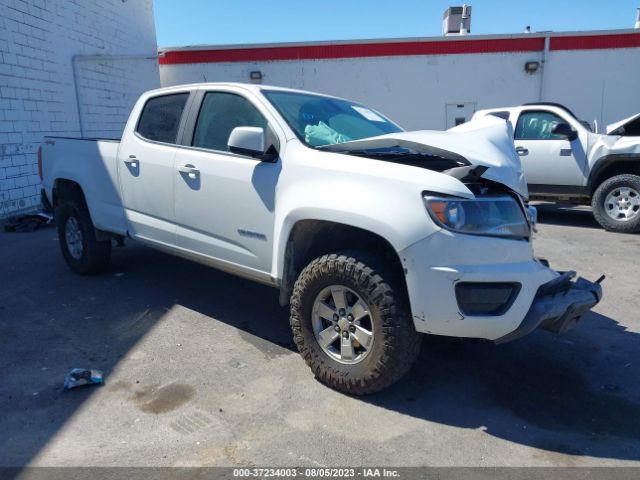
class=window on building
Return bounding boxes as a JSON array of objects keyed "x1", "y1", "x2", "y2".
[
  {"x1": 136, "y1": 93, "x2": 189, "y2": 144},
  {"x1": 192, "y1": 92, "x2": 267, "y2": 152},
  {"x1": 515, "y1": 111, "x2": 567, "y2": 140}
]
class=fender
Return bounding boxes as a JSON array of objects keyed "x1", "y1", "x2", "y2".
[
  {"x1": 270, "y1": 169, "x2": 453, "y2": 284},
  {"x1": 588, "y1": 153, "x2": 640, "y2": 193}
]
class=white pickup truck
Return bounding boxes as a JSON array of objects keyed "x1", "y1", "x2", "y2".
[
  {"x1": 40, "y1": 83, "x2": 602, "y2": 394},
  {"x1": 472, "y1": 103, "x2": 640, "y2": 232}
]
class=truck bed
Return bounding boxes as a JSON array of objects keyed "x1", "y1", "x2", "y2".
[{"x1": 41, "y1": 136, "x2": 128, "y2": 236}]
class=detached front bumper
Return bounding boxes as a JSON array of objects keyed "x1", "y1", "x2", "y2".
[{"x1": 494, "y1": 271, "x2": 603, "y2": 344}]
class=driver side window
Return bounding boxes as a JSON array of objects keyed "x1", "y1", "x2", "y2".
[
  {"x1": 193, "y1": 92, "x2": 267, "y2": 152},
  {"x1": 515, "y1": 111, "x2": 566, "y2": 140}
]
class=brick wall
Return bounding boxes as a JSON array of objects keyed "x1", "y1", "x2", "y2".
[{"x1": 0, "y1": 0, "x2": 160, "y2": 218}]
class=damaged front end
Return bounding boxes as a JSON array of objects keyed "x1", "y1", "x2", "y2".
[
  {"x1": 322, "y1": 115, "x2": 602, "y2": 342},
  {"x1": 320, "y1": 115, "x2": 529, "y2": 199}
]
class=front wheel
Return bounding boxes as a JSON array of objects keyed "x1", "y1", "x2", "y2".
[
  {"x1": 289, "y1": 252, "x2": 422, "y2": 395},
  {"x1": 592, "y1": 174, "x2": 640, "y2": 233},
  {"x1": 56, "y1": 201, "x2": 112, "y2": 274}
]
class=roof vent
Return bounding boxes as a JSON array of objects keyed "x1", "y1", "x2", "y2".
[
  {"x1": 443, "y1": 5, "x2": 472, "y2": 36},
  {"x1": 635, "y1": 7, "x2": 640, "y2": 29}
]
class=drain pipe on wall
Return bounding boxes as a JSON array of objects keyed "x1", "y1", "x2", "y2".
[{"x1": 538, "y1": 33, "x2": 550, "y2": 102}]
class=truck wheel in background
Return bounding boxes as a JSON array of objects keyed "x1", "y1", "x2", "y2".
[
  {"x1": 592, "y1": 174, "x2": 640, "y2": 233},
  {"x1": 55, "y1": 201, "x2": 112, "y2": 274},
  {"x1": 289, "y1": 251, "x2": 422, "y2": 395}
]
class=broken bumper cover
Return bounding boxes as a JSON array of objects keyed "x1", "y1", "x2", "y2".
[{"x1": 494, "y1": 271, "x2": 603, "y2": 344}]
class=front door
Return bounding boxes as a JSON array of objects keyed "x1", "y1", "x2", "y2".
[
  {"x1": 173, "y1": 91, "x2": 279, "y2": 274},
  {"x1": 513, "y1": 110, "x2": 588, "y2": 189}
]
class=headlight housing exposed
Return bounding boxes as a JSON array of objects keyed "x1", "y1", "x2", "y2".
[{"x1": 424, "y1": 194, "x2": 531, "y2": 239}]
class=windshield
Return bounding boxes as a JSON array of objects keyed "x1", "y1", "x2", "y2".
[{"x1": 262, "y1": 90, "x2": 403, "y2": 147}]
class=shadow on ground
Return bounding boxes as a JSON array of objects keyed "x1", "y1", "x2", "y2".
[
  {"x1": 365, "y1": 317, "x2": 640, "y2": 461},
  {"x1": 534, "y1": 203, "x2": 601, "y2": 229},
  {"x1": 0, "y1": 226, "x2": 638, "y2": 467}
]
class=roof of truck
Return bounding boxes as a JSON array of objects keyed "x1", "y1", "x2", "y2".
[{"x1": 142, "y1": 82, "x2": 351, "y2": 101}]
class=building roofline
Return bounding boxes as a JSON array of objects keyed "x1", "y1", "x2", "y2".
[
  {"x1": 159, "y1": 28, "x2": 640, "y2": 52},
  {"x1": 158, "y1": 29, "x2": 640, "y2": 65}
]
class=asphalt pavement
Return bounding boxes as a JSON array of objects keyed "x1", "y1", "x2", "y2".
[{"x1": 0, "y1": 203, "x2": 638, "y2": 467}]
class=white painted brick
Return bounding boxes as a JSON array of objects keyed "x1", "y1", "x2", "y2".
[
  {"x1": 23, "y1": 185, "x2": 37, "y2": 197},
  {"x1": 0, "y1": 121, "x2": 14, "y2": 133},
  {"x1": 9, "y1": 188, "x2": 23, "y2": 200},
  {"x1": 0, "y1": 0, "x2": 159, "y2": 218},
  {"x1": 14, "y1": 176, "x2": 28, "y2": 188},
  {"x1": 1, "y1": 178, "x2": 16, "y2": 190},
  {"x1": 8, "y1": 133, "x2": 23, "y2": 143},
  {"x1": 5, "y1": 166, "x2": 20, "y2": 177}
]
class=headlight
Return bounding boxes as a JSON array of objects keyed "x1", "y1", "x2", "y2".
[{"x1": 424, "y1": 195, "x2": 531, "y2": 239}]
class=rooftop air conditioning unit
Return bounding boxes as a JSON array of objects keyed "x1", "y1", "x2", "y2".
[{"x1": 443, "y1": 5, "x2": 472, "y2": 36}]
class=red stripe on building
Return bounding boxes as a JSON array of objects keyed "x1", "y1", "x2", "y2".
[
  {"x1": 159, "y1": 33, "x2": 640, "y2": 65},
  {"x1": 159, "y1": 37, "x2": 544, "y2": 65},
  {"x1": 550, "y1": 32, "x2": 640, "y2": 51}
]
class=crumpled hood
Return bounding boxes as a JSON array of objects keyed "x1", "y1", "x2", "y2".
[
  {"x1": 321, "y1": 115, "x2": 528, "y2": 198},
  {"x1": 588, "y1": 131, "x2": 640, "y2": 167},
  {"x1": 606, "y1": 112, "x2": 640, "y2": 135}
]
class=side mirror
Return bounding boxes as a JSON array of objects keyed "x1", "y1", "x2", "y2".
[
  {"x1": 228, "y1": 126, "x2": 278, "y2": 161},
  {"x1": 551, "y1": 123, "x2": 578, "y2": 141}
]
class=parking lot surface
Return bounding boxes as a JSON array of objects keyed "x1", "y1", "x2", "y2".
[{"x1": 1, "y1": 203, "x2": 639, "y2": 467}]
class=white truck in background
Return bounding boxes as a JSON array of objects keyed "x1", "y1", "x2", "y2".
[
  {"x1": 472, "y1": 103, "x2": 640, "y2": 232},
  {"x1": 40, "y1": 84, "x2": 602, "y2": 394}
]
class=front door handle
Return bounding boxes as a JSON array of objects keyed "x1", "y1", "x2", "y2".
[
  {"x1": 178, "y1": 164, "x2": 200, "y2": 180},
  {"x1": 515, "y1": 147, "x2": 529, "y2": 156},
  {"x1": 123, "y1": 155, "x2": 139, "y2": 168}
]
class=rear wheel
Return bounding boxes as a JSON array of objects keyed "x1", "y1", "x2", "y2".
[
  {"x1": 289, "y1": 252, "x2": 421, "y2": 395},
  {"x1": 56, "y1": 201, "x2": 111, "y2": 274},
  {"x1": 592, "y1": 174, "x2": 640, "y2": 233}
]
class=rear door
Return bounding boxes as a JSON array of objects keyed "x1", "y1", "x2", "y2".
[
  {"x1": 118, "y1": 92, "x2": 191, "y2": 246},
  {"x1": 513, "y1": 109, "x2": 588, "y2": 190},
  {"x1": 172, "y1": 89, "x2": 281, "y2": 274}
]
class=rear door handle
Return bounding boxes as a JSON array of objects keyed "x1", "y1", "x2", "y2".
[
  {"x1": 178, "y1": 164, "x2": 200, "y2": 179},
  {"x1": 515, "y1": 147, "x2": 529, "y2": 156},
  {"x1": 124, "y1": 155, "x2": 139, "y2": 168}
]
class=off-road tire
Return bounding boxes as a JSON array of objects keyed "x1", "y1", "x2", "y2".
[
  {"x1": 592, "y1": 174, "x2": 640, "y2": 233},
  {"x1": 56, "y1": 201, "x2": 111, "y2": 274},
  {"x1": 290, "y1": 251, "x2": 422, "y2": 395}
]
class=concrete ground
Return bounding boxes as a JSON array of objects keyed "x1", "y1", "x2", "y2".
[{"x1": 0, "y1": 203, "x2": 639, "y2": 468}]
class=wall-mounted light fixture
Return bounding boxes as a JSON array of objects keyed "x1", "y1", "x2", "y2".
[
  {"x1": 524, "y1": 61, "x2": 540, "y2": 74},
  {"x1": 249, "y1": 71, "x2": 263, "y2": 83}
]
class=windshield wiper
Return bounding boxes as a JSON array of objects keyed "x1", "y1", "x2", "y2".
[{"x1": 336, "y1": 148, "x2": 413, "y2": 156}]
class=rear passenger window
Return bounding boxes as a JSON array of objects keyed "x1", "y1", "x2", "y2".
[{"x1": 137, "y1": 93, "x2": 189, "y2": 144}]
